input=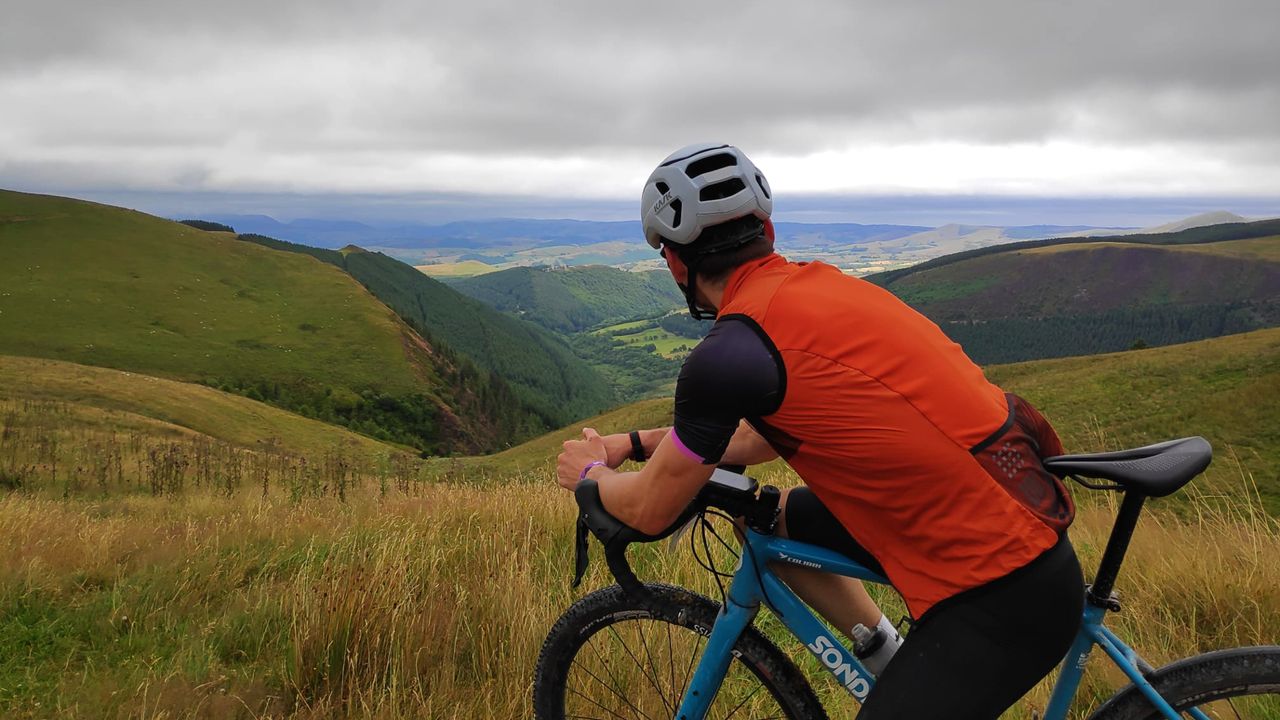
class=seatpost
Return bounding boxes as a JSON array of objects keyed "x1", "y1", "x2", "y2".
[{"x1": 1088, "y1": 491, "x2": 1147, "y2": 609}]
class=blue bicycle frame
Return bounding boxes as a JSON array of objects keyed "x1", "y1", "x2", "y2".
[{"x1": 675, "y1": 527, "x2": 1205, "y2": 720}]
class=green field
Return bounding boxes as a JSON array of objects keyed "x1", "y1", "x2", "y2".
[
  {"x1": 595, "y1": 319, "x2": 695, "y2": 359},
  {"x1": 414, "y1": 260, "x2": 500, "y2": 278}
]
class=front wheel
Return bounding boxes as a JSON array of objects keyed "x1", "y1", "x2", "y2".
[
  {"x1": 1088, "y1": 646, "x2": 1280, "y2": 720},
  {"x1": 533, "y1": 583, "x2": 827, "y2": 720}
]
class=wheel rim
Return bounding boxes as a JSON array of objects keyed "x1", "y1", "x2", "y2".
[
  {"x1": 562, "y1": 616, "x2": 793, "y2": 720},
  {"x1": 1175, "y1": 685, "x2": 1280, "y2": 719}
]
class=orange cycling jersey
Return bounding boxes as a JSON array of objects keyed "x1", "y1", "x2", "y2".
[{"x1": 671, "y1": 253, "x2": 1073, "y2": 617}]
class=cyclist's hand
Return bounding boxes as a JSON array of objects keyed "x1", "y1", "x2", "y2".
[{"x1": 557, "y1": 427, "x2": 608, "y2": 491}]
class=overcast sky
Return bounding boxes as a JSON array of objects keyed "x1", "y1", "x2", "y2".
[{"x1": 3, "y1": 0, "x2": 1279, "y2": 224}]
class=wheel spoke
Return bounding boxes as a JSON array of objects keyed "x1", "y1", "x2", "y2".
[
  {"x1": 605, "y1": 622, "x2": 674, "y2": 716},
  {"x1": 539, "y1": 589, "x2": 821, "y2": 720},
  {"x1": 718, "y1": 681, "x2": 763, "y2": 720},
  {"x1": 635, "y1": 619, "x2": 676, "y2": 715},
  {"x1": 566, "y1": 682, "x2": 639, "y2": 720},
  {"x1": 574, "y1": 642, "x2": 655, "y2": 720},
  {"x1": 666, "y1": 621, "x2": 678, "y2": 708}
]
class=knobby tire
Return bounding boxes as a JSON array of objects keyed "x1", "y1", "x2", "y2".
[{"x1": 533, "y1": 583, "x2": 827, "y2": 720}]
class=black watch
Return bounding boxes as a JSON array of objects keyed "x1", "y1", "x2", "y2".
[{"x1": 629, "y1": 430, "x2": 646, "y2": 462}]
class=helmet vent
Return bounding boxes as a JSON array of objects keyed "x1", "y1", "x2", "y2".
[
  {"x1": 685, "y1": 152, "x2": 737, "y2": 178},
  {"x1": 655, "y1": 181, "x2": 669, "y2": 194},
  {"x1": 699, "y1": 178, "x2": 746, "y2": 202},
  {"x1": 670, "y1": 199, "x2": 683, "y2": 227},
  {"x1": 755, "y1": 174, "x2": 771, "y2": 199}
]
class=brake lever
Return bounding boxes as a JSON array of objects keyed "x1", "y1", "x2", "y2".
[
  {"x1": 572, "y1": 517, "x2": 590, "y2": 588},
  {"x1": 573, "y1": 478, "x2": 655, "y2": 600}
]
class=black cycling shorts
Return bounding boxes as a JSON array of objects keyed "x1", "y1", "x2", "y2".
[{"x1": 785, "y1": 486, "x2": 1084, "y2": 719}]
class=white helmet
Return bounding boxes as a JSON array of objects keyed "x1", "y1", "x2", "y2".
[{"x1": 641, "y1": 143, "x2": 773, "y2": 249}]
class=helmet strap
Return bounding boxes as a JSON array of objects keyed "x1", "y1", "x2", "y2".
[{"x1": 680, "y1": 256, "x2": 716, "y2": 321}]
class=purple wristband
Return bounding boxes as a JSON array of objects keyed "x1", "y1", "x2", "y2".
[{"x1": 579, "y1": 460, "x2": 607, "y2": 481}]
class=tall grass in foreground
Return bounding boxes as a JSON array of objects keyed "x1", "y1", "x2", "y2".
[
  {"x1": 2, "y1": 459, "x2": 1278, "y2": 719},
  {"x1": 3, "y1": 396, "x2": 1278, "y2": 717}
]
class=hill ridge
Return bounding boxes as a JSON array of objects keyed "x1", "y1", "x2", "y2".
[
  {"x1": 0, "y1": 189, "x2": 529, "y2": 453},
  {"x1": 867, "y1": 217, "x2": 1280, "y2": 286}
]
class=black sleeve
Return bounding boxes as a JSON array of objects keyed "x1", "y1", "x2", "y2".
[{"x1": 672, "y1": 316, "x2": 784, "y2": 465}]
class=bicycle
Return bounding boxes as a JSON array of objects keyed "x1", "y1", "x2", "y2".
[{"x1": 533, "y1": 436, "x2": 1280, "y2": 719}]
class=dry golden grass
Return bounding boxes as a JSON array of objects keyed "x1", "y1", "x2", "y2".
[
  {"x1": 2, "y1": 461, "x2": 1278, "y2": 719},
  {"x1": 4, "y1": 373, "x2": 1279, "y2": 718}
]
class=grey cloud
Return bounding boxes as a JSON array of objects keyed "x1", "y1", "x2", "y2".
[{"x1": 2, "y1": 0, "x2": 1279, "y2": 192}]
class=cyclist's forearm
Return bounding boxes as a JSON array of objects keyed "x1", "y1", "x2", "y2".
[{"x1": 592, "y1": 433, "x2": 714, "y2": 536}]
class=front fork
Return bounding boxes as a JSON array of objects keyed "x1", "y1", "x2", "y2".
[{"x1": 673, "y1": 579, "x2": 761, "y2": 720}]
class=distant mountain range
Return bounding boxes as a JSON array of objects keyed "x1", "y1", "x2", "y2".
[
  {"x1": 199, "y1": 210, "x2": 1270, "y2": 277},
  {"x1": 202, "y1": 213, "x2": 1136, "y2": 253}
]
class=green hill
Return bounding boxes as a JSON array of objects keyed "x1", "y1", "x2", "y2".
[
  {"x1": 0, "y1": 190, "x2": 520, "y2": 453},
  {"x1": 447, "y1": 265, "x2": 683, "y2": 334},
  {"x1": 237, "y1": 235, "x2": 615, "y2": 429},
  {"x1": 0, "y1": 355, "x2": 406, "y2": 463},
  {"x1": 986, "y1": 328, "x2": 1280, "y2": 510},
  {"x1": 876, "y1": 234, "x2": 1280, "y2": 363}
]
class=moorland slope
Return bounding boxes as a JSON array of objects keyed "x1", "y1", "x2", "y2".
[
  {"x1": 878, "y1": 232, "x2": 1280, "y2": 363},
  {"x1": 0, "y1": 190, "x2": 525, "y2": 452},
  {"x1": 237, "y1": 234, "x2": 615, "y2": 427}
]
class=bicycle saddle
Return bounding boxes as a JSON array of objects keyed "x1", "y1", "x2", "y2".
[{"x1": 1043, "y1": 436, "x2": 1212, "y2": 497}]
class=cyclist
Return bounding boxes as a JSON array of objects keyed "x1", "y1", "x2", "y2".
[{"x1": 556, "y1": 143, "x2": 1085, "y2": 719}]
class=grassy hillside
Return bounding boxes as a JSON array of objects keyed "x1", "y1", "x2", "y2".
[
  {"x1": 0, "y1": 190, "x2": 503, "y2": 453},
  {"x1": 238, "y1": 235, "x2": 615, "y2": 429},
  {"x1": 0, "y1": 355, "x2": 405, "y2": 463},
  {"x1": 987, "y1": 328, "x2": 1280, "y2": 510},
  {"x1": 893, "y1": 237, "x2": 1280, "y2": 318},
  {"x1": 4, "y1": 331, "x2": 1279, "y2": 718},
  {"x1": 876, "y1": 234, "x2": 1280, "y2": 363},
  {"x1": 448, "y1": 265, "x2": 684, "y2": 334}
]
